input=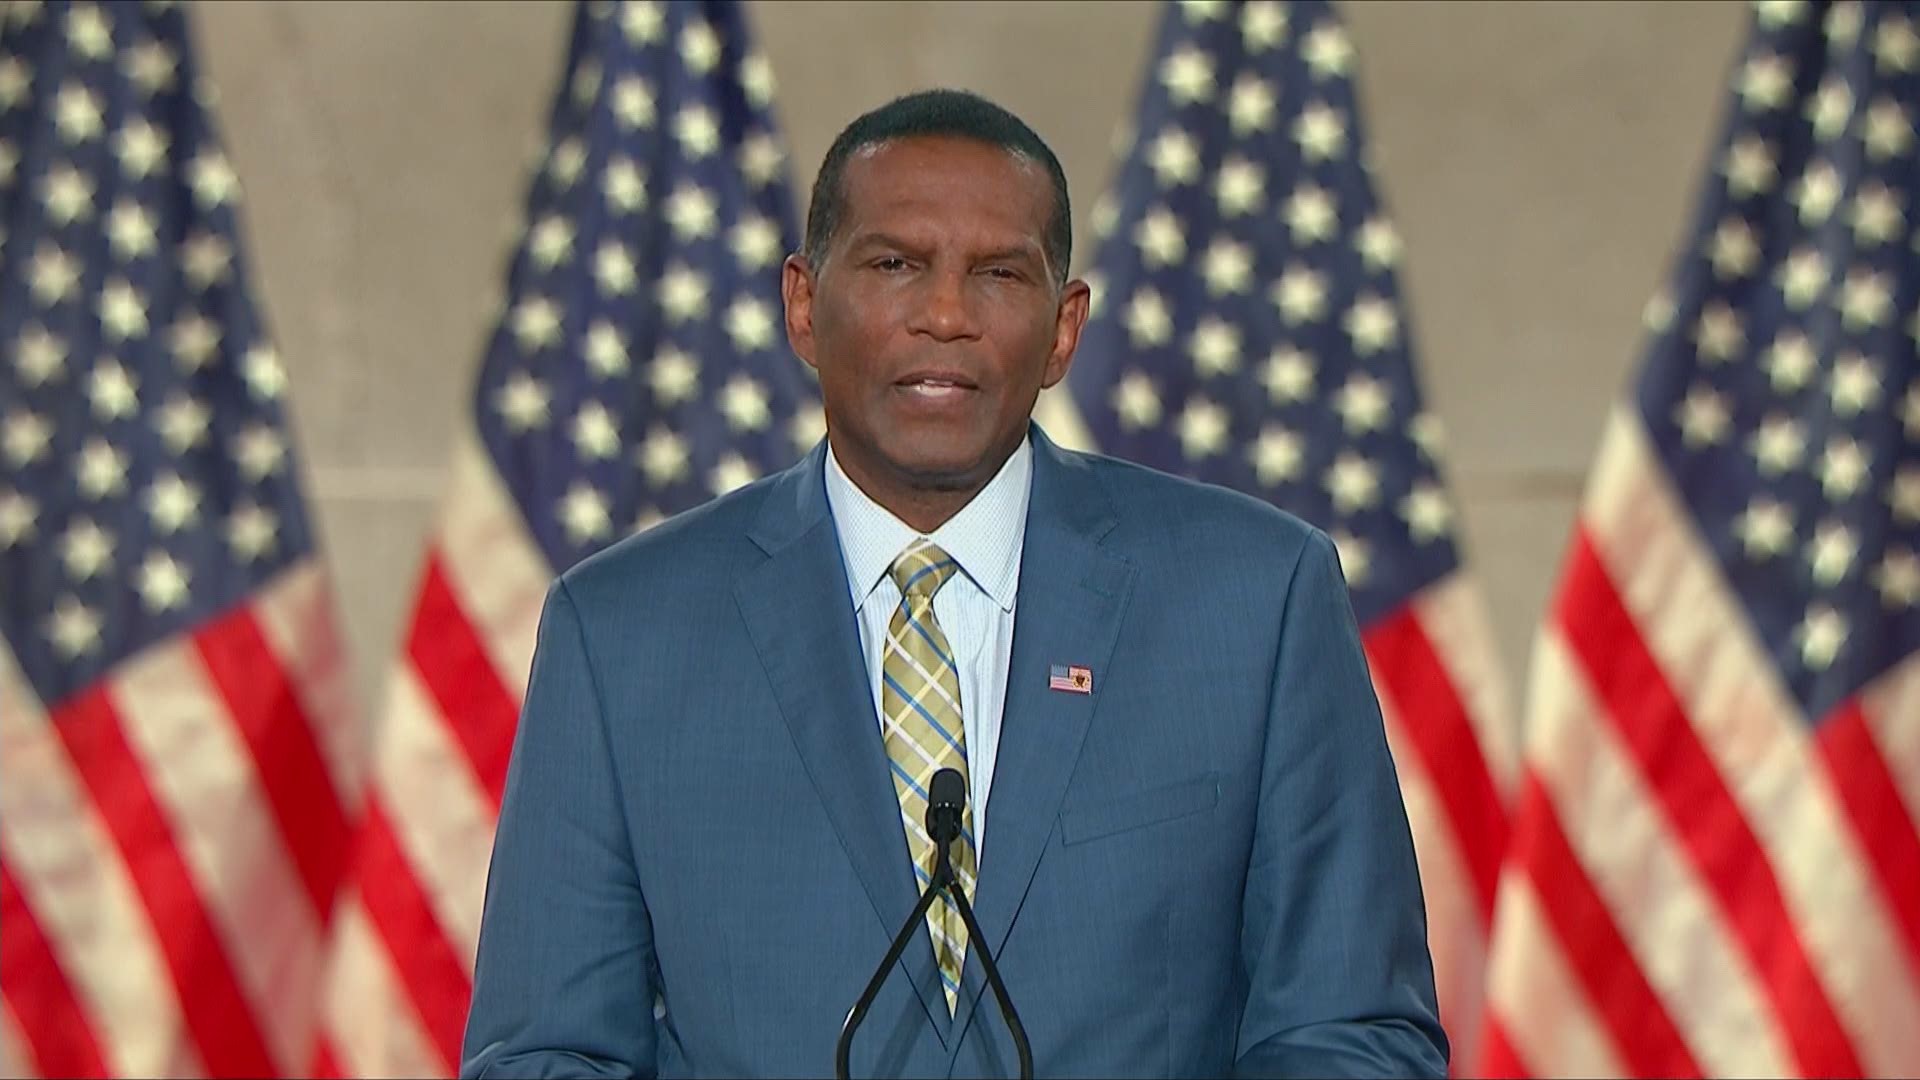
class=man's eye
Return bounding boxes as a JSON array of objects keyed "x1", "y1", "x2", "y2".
[
  {"x1": 873, "y1": 257, "x2": 908, "y2": 272},
  {"x1": 985, "y1": 267, "x2": 1020, "y2": 280}
]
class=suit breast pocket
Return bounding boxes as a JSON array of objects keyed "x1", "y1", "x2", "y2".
[{"x1": 1059, "y1": 771, "x2": 1220, "y2": 846}]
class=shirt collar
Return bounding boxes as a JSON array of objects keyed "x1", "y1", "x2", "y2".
[{"x1": 823, "y1": 435, "x2": 1032, "y2": 614}]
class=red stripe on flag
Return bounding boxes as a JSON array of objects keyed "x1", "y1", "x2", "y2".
[
  {"x1": 193, "y1": 604, "x2": 351, "y2": 921},
  {"x1": 1474, "y1": 1015, "x2": 1529, "y2": 1079},
  {"x1": 1816, "y1": 702, "x2": 1920, "y2": 973},
  {"x1": 1363, "y1": 607, "x2": 1507, "y2": 925},
  {"x1": 309, "y1": 1033, "x2": 344, "y2": 1078},
  {"x1": 1558, "y1": 530, "x2": 1862, "y2": 1077},
  {"x1": 353, "y1": 799, "x2": 471, "y2": 1074},
  {"x1": 51, "y1": 686, "x2": 277, "y2": 1077},
  {"x1": 408, "y1": 553, "x2": 520, "y2": 807},
  {"x1": 1, "y1": 862, "x2": 110, "y2": 1078},
  {"x1": 1511, "y1": 772, "x2": 1699, "y2": 1078}
]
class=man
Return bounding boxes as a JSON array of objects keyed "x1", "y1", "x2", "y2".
[{"x1": 462, "y1": 89, "x2": 1447, "y2": 1078}]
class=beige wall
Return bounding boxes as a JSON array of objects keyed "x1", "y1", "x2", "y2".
[{"x1": 190, "y1": 0, "x2": 1751, "y2": 714}]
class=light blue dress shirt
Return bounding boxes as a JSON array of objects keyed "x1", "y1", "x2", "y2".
[{"x1": 822, "y1": 437, "x2": 1032, "y2": 864}]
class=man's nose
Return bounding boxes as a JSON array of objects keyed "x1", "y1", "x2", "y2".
[{"x1": 908, "y1": 269, "x2": 980, "y2": 341}]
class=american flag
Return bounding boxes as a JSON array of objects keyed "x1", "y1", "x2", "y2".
[
  {"x1": 1479, "y1": 1, "x2": 1920, "y2": 1075},
  {"x1": 0, "y1": 1, "x2": 359, "y2": 1077},
  {"x1": 309, "y1": 2, "x2": 818, "y2": 1075},
  {"x1": 1059, "y1": 0, "x2": 1515, "y2": 1064}
]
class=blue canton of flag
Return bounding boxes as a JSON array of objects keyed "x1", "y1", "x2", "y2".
[
  {"x1": 471, "y1": 0, "x2": 819, "y2": 572},
  {"x1": 1632, "y1": 0, "x2": 1920, "y2": 722}
]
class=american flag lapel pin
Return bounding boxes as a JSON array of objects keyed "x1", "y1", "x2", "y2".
[{"x1": 1048, "y1": 664, "x2": 1093, "y2": 694}]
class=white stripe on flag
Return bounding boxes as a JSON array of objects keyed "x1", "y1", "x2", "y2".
[
  {"x1": 0, "y1": 645, "x2": 187, "y2": 1078},
  {"x1": 374, "y1": 665, "x2": 498, "y2": 972},
  {"x1": 1482, "y1": 872, "x2": 1627, "y2": 1078},
  {"x1": 2, "y1": 996, "x2": 29, "y2": 1079},
  {"x1": 321, "y1": 896, "x2": 445, "y2": 1080},
  {"x1": 1530, "y1": 628, "x2": 1791, "y2": 1077},
  {"x1": 1863, "y1": 654, "x2": 1920, "y2": 828},
  {"x1": 252, "y1": 562, "x2": 365, "y2": 810},
  {"x1": 110, "y1": 635, "x2": 324, "y2": 1070},
  {"x1": 1585, "y1": 412, "x2": 1920, "y2": 1073},
  {"x1": 435, "y1": 436, "x2": 555, "y2": 700},
  {"x1": 1413, "y1": 573, "x2": 1518, "y2": 791}
]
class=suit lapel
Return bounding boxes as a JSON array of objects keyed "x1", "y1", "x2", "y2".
[
  {"x1": 951, "y1": 428, "x2": 1137, "y2": 1046},
  {"x1": 732, "y1": 444, "x2": 953, "y2": 1045}
]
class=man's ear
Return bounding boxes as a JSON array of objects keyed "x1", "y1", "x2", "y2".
[
  {"x1": 782, "y1": 253, "x2": 820, "y2": 373},
  {"x1": 1041, "y1": 277, "x2": 1092, "y2": 389}
]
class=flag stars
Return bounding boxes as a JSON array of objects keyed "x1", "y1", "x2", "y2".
[
  {"x1": 53, "y1": 82, "x2": 104, "y2": 143},
  {"x1": 1301, "y1": 23, "x2": 1353, "y2": 78},
  {"x1": 1850, "y1": 183, "x2": 1904, "y2": 245},
  {"x1": 612, "y1": 77, "x2": 656, "y2": 129},
  {"x1": 1693, "y1": 302, "x2": 1745, "y2": 361},
  {"x1": 650, "y1": 345, "x2": 700, "y2": 404},
  {"x1": 495, "y1": 372, "x2": 551, "y2": 432},
  {"x1": 1345, "y1": 295, "x2": 1399, "y2": 354},
  {"x1": 1125, "y1": 288, "x2": 1173, "y2": 347},
  {"x1": 3, "y1": 410, "x2": 51, "y2": 466},
  {"x1": 243, "y1": 346, "x2": 286, "y2": 399},
  {"x1": 547, "y1": 136, "x2": 587, "y2": 188},
  {"x1": 1818, "y1": 436, "x2": 1869, "y2": 499},
  {"x1": 1330, "y1": 530, "x2": 1371, "y2": 584},
  {"x1": 527, "y1": 215, "x2": 575, "y2": 269},
  {"x1": 1249, "y1": 425, "x2": 1303, "y2": 485},
  {"x1": 1112, "y1": 371, "x2": 1162, "y2": 430},
  {"x1": 1739, "y1": 52, "x2": 1795, "y2": 111},
  {"x1": 144, "y1": 474, "x2": 200, "y2": 533},
  {"x1": 1708, "y1": 219, "x2": 1760, "y2": 278},
  {"x1": 98, "y1": 279, "x2": 149, "y2": 341},
  {"x1": 1824, "y1": 2, "x2": 1863, "y2": 50},
  {"x1": 1293, "y1": 102, "x2": 1347, "y2": 161},
  {"x1": 1874, "y1": 549, "x2": 1920, "y2": 609},
  {"x1": 1749, "y1": 415, "x2": 1806, "y2": 475},
  {"x1": 156, "y1": 395, "x2": 210, "y2": 453},
  {"x1": 88, "y1": 359, "x2": 138, "y2": 420},
  {"x1": 181, "y1": 231, "x2": 233, "y2": 290},
  {"x1": 1201, "y1": 238, "x2": 1253, "y2": 295},
  {"x1": 673, "y1": 105, "x2": 720, "y2": 158},
  {"x1": 709, "y1": 454, "x2": 759, "y2": 497},
  {"x1": 680, "y1": 20, "x2": 722, "y2": 74},
  {"x1": 1891, "y1": 465, "x2": 1920, "y2": 523},
  {"x1": 107, "y1": 200, "x2": 157, "y2": 260},
  {"x1": 594, "y1": 241, "x2": 638, "y2": 295},
  {"x1": 66, "y1": 4, "x2": 114, "y2": 59},
  {"x1": 560, "y1": 483, "x2": 612, "y2": 544},
  {"x1": 739, "y1": 132, "x2": 785, "y2": 188},
  {"x1": 1734, "y1": 497, "x2": 1794, "y2": 559},
  {"x1": 112, "y1": 122, "x2": 165, "y2": 182},
  {"x1": 1273, "y1": 264, "x2": 1328, "y2": 323},
  {"x1": 571, "y1": 402, "x2": 621, "y2": 460},
  {"x1": 1723, "y1": 136, "x2": 1778, "y2": 197},
  {"x1": 638, "y1": 425, "x2": 690, "y2": 486},
  {"x1": 1357, "y1": 218, "x2": 1401, "y2": 270},
  {"x1": 0, "y1": 57, "x2": 29, "y2": 110},
  {"x1": 1864, "y1": 99, "x2": 1914, "y2": 160},
  {"x1": 790, "y1": 407, "x2": 828, "y2": 454},
  {"x1": 1285, "y1": 183, "x2": 1338, "y2": 243},
  {"x1": 1134, "y1": 207, "x2": 1186, "y2": 266},
  {"x1": 1795, "y1": 606, "x2": 1848, "y2": 670},
  {"x1": 187, "y1": 152, "x2": 238, "y2": 209},
  {"x1": 1805, "y1": 76, "x2": 1854, "y2": 141},
  {"x1": 1176, "y1": 397, "x2": 1230, "y2": 459},
  {"x1": 1400, "y1": 483, "x2": 1452, "y2": 542},
  {"x1": 1227, "y1": 75, "x2": 1277, "y2": 135},
  {"x1": 42, "y1": 164, "x2": 95, "y2": 225},
  {"x1": 658, "y1": 264, "x2": 709, "y2": 322},
  {"x1": 76, "y1": 438, "x2": 128, "y2": 498},
  {"x1": 1791, "y1": 161, "x2": 1843, "y2": 224},
  {"x1": 1160, "y1": 45, "x2": 1215, "y2": 105},
  {"x1": 584, "y1": 321, "x2": 628, "y2": 377},
  {"x1": 1261, "y1": 346, "x2": 1314, "y2": 403},
  {"x1": 1190, "y1": 318, "x2": 1241, "y2": 377},
  {"x1": 1765, "y1": 330, "x2": 1818, "y2": 391},
  {"x1": 1147, "y1": 128, "x2": 1201, "y2": 187},
  {"x1": 1875, "y1": 15, "x2": 1920, "y2": 71},
  {"x1": 665, "y1": 183, "x2": 717, "y2": 240},
  {"x1": 0, "y1": 490, "x2": 36, "y2": 548},
  {"x1": 741, "y1": 53, "x2": 776, "y2": 107},
  {"x1": 730, "y1": 214, "x2": 783, "y2": 269},
  {"x1": 227, "y1": 503, "x2": 278, "y2": 561},
  {"x1": 1902, "y1": 385, "x2": 1920, "y2": 439},
  {"x1": 621, "y1": 0, "x2": 664, "y2": 44},
  {"x1": 1828, "y1": 354, "x2": 1880, "y2": 415},
  {"x1": 1335, "y1": 373, "x2": 1392, "y2": 433},
  {"x1": 1214, "y1": 157, "x2": 1265, "y2": 215},
  {"x1": 1755, "y1": 0, "x2": 1808, "y2": 28},
  {"x1": 233, "y1": 424, "x2": 286, "y2": 480},
  {"x1": 725, "y1": 297, "x2": 777, "y2": 352},
  {"x1": 720, "y1": 374, "x2": 772, "y2": 432},
  {"x1": 603, "y1": 156, "x2": 646, "y2": 212},
  {"x1": 1839, "y1": 270, "x2": 1893, "y2": 330},
  {"x1": 1806, "y1": 521, "x2": 1858, "y2": 585},
  {"x1": 511, "y1": 295, "x2": 564, "y2": 351},
  {"x1": 1240, "y1": 1, "x2": 1288, "y2": 50},
  {"x1": 1325, "y1": 453, "x2": 1381, "y2": 513},
  {"x1": 46, "y1": 597, "x2": 102, "y2": 659},
  {"x1": 124, "y1": 40, "x2": 177, "y2": 95},
  {"x1": 1675, "y1": 384, "x2": 1732, "y2": 448},
  {"x1": 15, "y1": 326, "x2": 66, "y2": 386}
]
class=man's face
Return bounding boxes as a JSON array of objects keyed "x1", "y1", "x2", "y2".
[{"x1": 783, "y1": 135, "x2": 1090, "y2": 510}]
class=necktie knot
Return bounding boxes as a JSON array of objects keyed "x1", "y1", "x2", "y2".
[{"x1": 890, "y1": 540, "x2": 959, "y2": 604}]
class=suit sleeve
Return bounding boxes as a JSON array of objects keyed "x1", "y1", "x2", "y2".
[
  {"x1": 461, "y1": 578, "x2": 658, "y2": 1079},
  {"x1": 1233, "y1": 530, "x2": 1450, "y2": 1079}
]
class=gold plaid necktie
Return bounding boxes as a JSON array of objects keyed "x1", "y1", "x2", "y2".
[{"x1": 881, "y1": 539, "x2": 977, "y2": 1014}]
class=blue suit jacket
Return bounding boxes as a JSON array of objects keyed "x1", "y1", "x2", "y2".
[{"x1": 461, "y1": 425, "x2": 1447, "y2": 1078}]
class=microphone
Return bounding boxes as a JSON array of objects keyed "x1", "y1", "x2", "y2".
[{"x1": 836, "y1": 768, "x2": 1033, "y2": 1080}]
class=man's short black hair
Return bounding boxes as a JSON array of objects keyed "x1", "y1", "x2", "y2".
[{"x1": 802, "y1": 89, "x2": 1072, "y2": 285}]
